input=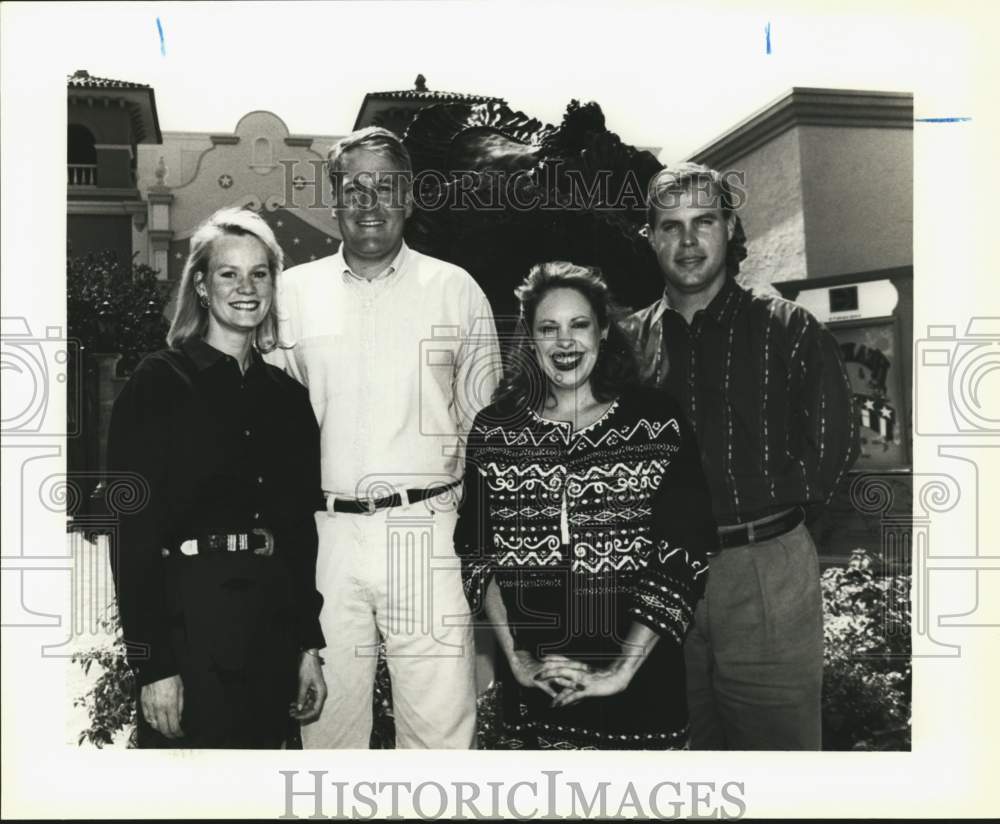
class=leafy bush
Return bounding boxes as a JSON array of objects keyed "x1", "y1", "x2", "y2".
[
  {"x1": 72, "y1": 618, "x2": 408, "y2": 749},
  {"x1": 76, "y1": 551, "x2": 911, "y2": 750},
  {"x1": 369, "y1": 645, "x2": 395, "y2": 749},
  {"x1": 475, "y1": 681, "x2": 504, "y2": 749},
  {"x1": 67, "y1": 250, "x2": 168, "y2": 375},
  {"x1": 71, "y1": 606, "x2": 136, "y2": 748},
  {"x1": 820, "y1": 548, "x2": 911, "y2": 750}
]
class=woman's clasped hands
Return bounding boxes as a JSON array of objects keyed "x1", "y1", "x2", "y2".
[{"x1": 510, "y1": 650, "x2": 635, "y2": 708}]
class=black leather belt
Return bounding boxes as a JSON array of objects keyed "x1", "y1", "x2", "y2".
[
  {"x1": 161, "y1": 528, "x2": 275, "y2": 557},
  {"x1": 325, "y1": 481, "x2": 461, "y2": 515},
  {"x1": 711, "y1": 507, "x2": 805, "y2": 554}
]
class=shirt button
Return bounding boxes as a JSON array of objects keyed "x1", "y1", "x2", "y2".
[
  {"x1": 253, "y1": 512, "x2": 261, "y2": 521},
  {"x1": 256, "y1": 476, "x2": 264, "y2": 485},
  {"x1": 244, "y1": 429, "x2": 251, "y2": 437}
]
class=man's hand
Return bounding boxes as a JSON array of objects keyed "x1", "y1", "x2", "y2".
[
  {"x1": 536, "y1": 654, "x2": 635, "y2": 708},
  {"x1": 290, "y1": 650, "x2": 327, "y2": 722},
  {"x1": 140, "y1": 674, "x2": 184, "y2": 739}
]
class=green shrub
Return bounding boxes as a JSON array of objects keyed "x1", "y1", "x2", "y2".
[
  {"x1": 76, "y1": 550, "x2": 912, "y2": 750},
  {"x1": 71, "y1": 606, "x2": 136, "y2": 748},
  {"x1": 821, "y1": 548, "x2": 911, "y2": 750},
  {"x1": 72, "y1": 618, "x2": 406, "y2": 749},
  {"x1": 369, "y1": 644, "x2": 395, "y2": 749},
  {"x1": 67, "y1": 250, "x2": 168, "y2": 375}
]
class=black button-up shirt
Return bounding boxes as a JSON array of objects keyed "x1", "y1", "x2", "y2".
[
  {"x1": 107, "y1": 337, "x2": 324, "y2": 685},
  {"x1": 623, "y1": 277, "x2": 860, "y2": 526}
]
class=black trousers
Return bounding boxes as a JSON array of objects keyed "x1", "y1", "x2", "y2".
[{"x1": 136, "y1": 552, "x2": 299, "y2": 749}]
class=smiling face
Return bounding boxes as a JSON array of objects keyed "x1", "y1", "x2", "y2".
[
  {"x1": 532, "y1": 287, "x2": 607, "y2": 395},
  {"x1": 647, "y1": 182, "x2": 735, "y2": 302},
  {"x1": 196, "y1": 232, "x2": 273, "y2": 341},
  {"x1": 333, "y1": 147, "x2": 412, "y2": 277}
]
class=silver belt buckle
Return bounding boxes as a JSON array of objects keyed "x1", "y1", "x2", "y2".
[
  {"x1": 746, "y1": 521, "x2": 756, "y2": 544},
  {"x1": 252, "y1": 527, "x2": 275, "y2": 555},
  {"x1": 363, "y1": 497, "x2": 377, "y2": 516}
]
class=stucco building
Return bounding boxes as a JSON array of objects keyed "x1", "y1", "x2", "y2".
[
  {"x1": 66, "y1": 76, "x2": 913, "y2": 564},
  {"x1": 134, "y1": 110, "x2": 345, "y2": 297},
  {"x1": 66, "y1": 70, "x2": 162, "y2": 264},
  {"x1": 685, "y1": 87, "x2": 914, "y2": 560}
]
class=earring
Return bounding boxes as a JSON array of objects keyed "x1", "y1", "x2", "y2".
[{"x1": 198, "y1": 292, "x2": 209, "y2": 309}]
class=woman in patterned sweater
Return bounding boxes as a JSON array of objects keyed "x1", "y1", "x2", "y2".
[{"x1": 455, "y1": 261, "x2": 717, "y2": 749}]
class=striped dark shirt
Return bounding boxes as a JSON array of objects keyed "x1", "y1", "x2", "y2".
[{"x1": 622, "y1": 277, "x2": 859, "y2": 527}]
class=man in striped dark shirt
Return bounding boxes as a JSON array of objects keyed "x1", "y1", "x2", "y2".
[{"x1": 623, "y1": 163, "x2": 859, "y2": 750}]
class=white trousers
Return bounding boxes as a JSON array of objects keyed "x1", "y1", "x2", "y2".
[{"x1": 301, "y1": 502, "x2": 477, "y2": 749}]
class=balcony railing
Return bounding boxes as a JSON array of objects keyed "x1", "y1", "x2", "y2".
[{"x1": 68, "y1": 164, "x2": 97, "y2": 186}]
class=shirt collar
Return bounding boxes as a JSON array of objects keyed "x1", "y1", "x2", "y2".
[
  {"x1": 335, "y1": 241, "x2": 409, "y2": 284},
  {"x1": 181, "y1": 336, "x2": 224, "y2": 371},
  {"x1": 181, "y1": 336, "x2": 264, "y2": 374},
  {"x1": 650, "y1": 293, "x2": 670, "y2": 325},
  {"x1": 652, "y1": 276, "x2": 745, "y2": 326}
]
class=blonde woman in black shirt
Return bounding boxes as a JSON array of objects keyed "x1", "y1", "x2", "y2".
[{"x1": 107, "y1": 207, "x2": 326, "y2": 748}]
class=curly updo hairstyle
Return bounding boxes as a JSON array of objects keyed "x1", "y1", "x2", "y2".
[{"x1": 492, "y1": 261, "x2": 639, "y2": 416}]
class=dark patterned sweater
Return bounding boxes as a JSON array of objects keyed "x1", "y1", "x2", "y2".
[{"x1": 455, "y1": 386, "x2": 717, "y2": 749}]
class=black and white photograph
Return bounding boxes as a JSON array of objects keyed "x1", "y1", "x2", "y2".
[{"x1": 2, "y1": 0, "x2": 997, "y2": 819}]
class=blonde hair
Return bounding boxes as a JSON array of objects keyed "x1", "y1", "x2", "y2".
[
  {"x1": 167, "y1": 207, "x2": 285, "y2": 352},
  {"x1": 327, "y1": 126, "x2": 412, "y2": 178}
]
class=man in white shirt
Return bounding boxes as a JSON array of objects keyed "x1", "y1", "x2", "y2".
[{"x1": 270, "y1": 127, "x2": 501, "y2": 748}]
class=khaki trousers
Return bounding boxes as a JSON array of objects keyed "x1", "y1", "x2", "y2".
[
  {"x1": 301, "y1": 503, "x2": 477, "y2": 749},
  {"x1": 684, "y1": 522, "x2": 824, "y2": 750}
]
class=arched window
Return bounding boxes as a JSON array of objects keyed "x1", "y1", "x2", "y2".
[
  {"x1": 68, "y1": 124, "x2": 96, "y2": 163},
  {"x1": 252, "y1": 136, "x2": 273, "y2": 167},
  {"x1": 68, "y1": 124, "x2": 97, "y2": 185}
]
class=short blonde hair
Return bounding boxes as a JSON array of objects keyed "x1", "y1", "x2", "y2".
[
  {"x1": 327, "y1": 126, "x2": 412, "y2": 178},
  {"x1": 167, "y1": 208, "x2": 285, "y2": 352}
]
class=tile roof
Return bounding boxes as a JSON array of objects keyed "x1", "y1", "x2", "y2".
[
  {"x1": 67, "y1": 70, "x2": 150, "y2": 90},
  {"x1": 364, "y1": 89, "x2": 501, "y2": 103}
]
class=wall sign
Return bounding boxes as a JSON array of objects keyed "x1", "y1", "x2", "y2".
[
  {"x1": 794, "y1": 279, "x2": 898, "y2": 323},
  {"x1": 831, "y1": 318, "x2": 908, "y2": 468}
]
